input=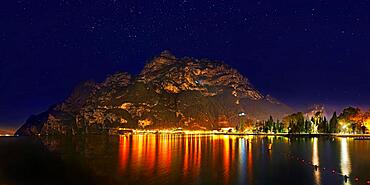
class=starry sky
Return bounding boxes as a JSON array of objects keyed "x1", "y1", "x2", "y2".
[{"x1": 1, "y1": 0, "x2": 370, "y2": 129}]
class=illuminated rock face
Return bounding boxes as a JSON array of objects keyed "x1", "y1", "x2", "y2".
[
  {"x1": 16, "y1": 51, "x2": 292, "y2": 136},
  {"x1": 138, "y1": 51, "x2": 263, "y2": 100},
  {"x1": 304, "y1": 104, "x2": 325, "y2": 118},
  {"x1": 0, "y1": 129, "x2": 12, "y2": 135}
]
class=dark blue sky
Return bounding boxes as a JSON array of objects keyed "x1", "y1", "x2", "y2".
[{"x1": 1, "y1": 0, "x2": 370, "y2": 129}]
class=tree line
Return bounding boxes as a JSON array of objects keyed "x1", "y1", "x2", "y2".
[{"x1": 253, "y1": 107, "x2": 370, "y2": 134}]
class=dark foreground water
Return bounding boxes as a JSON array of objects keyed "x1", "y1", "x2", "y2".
[{"x1": 0, "y1": 135, "x2": 370, "y2": 185}]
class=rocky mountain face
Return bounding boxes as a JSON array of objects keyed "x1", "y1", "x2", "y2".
[
  {"x1": 0, "y1": 129, "x2": 13, "y2": 135},
  {"x1": 304, "y1": 104, "x2": 325, "y2": 118},
  {"x1": 16, "y1": 51, "x2": 292, "y2": 136}
]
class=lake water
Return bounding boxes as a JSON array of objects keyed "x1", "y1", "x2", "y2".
[{"x1": 0, "y1": 135, "x2": 370, "y2": 185}]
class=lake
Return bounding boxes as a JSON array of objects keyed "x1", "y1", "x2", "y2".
[{"x1": 0, "y1": 135, "x2": 369, "y2": 185}]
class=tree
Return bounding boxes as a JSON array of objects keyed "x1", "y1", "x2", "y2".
[
  {"x1": 324, "y1": 117, "x2": 329, "y2": 132},
  {"x1": 351, "y1": 123, "x2": 357, "y2": 134},
  {"x1": 275, "y1": 119, "x2": 284, "y2": 133},
  {"x1": 297, "y1": 115, "x2": 305, "y2": 133},
  {"x1": 284, "y1": 112, "x2": 305, "y2": 133},
  {"x1": 329, "y1": 112, "x2": 338, "y2": 133},
  {"x1": 361, "y1": 125, "x2": 366, "y2": 134},
  {"x1": 262, "y1": 116, "x2": 275, "y2": 133},
  {"x1": 338, "y1": 107, "x2": 362, "y2": 133},
  {"x1": 304, "y1": 120, "x2": 312, "y2": 133},
  {"x1": 318, "y1": 117, "x2": 328, "y2": 133}
]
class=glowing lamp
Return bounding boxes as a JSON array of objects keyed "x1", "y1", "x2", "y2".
[{"x1": 238, "y1": 112, "x2": 246, "y2": 117}]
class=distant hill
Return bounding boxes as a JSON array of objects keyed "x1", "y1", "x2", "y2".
[
  {"x1": 0, "y1": 129, "x2": 13, "y2": 135},
  {"x1": 16, "y1": 51, "x2": 293, "y2": 136},
  {"x1": 304, "y1": 104, "x2": 325, "y2": 118}
]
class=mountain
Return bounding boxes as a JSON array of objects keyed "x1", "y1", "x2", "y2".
[
  {"x1": 0, "y1": 129, "x2": 13, "y2": 136},
  {"x1": 304, "y1": 104, "x2": 325, "y2": 118},
  {"x1": 16, "y1": 51, "x2": 292, "y2": 136}
]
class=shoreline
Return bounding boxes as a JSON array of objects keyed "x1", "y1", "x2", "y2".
[
  {"x1": 7, "y1": 133, "x2": 369, "y2": 138},
  {"x1": 212, "y1": 133, "x2": 370, "y2": 138}
]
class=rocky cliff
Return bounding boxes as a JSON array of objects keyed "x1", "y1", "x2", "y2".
[
  {"x1": 16, "y1": 51, "x2": 292, "y2": 135},
  {"x1": 0, "y1": 129, "x2": 13, "y2": 135}
]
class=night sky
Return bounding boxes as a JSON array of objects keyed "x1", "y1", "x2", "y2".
[{"x1": 1, "y1": 0, "x2": 370, "y2": 129}]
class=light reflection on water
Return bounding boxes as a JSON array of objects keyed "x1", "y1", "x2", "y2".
[
  {"x1": 113, "y1": 135, "x2": 363, "y2": 185},
  {"x1": 340, "y1": 138, "x2": 351, "y2": 185},
  {"x1": 114, "y1": 135, "x2": 365, "y2": 185},
  {"x1": 0, "y1": 135, "x2": 369, "y2": 185},
  {"x1": 115, "y1": 135, "x2": 282, "y2": 184},
  {"x1": 312, "y1": 137, "x2": 321, "y2": 185},
  {"x1": 223, "y1": 135, "x2": 230, "y2": 185},
  {"x1": 238, "y1": 138, "x2": 246, "y2": 185},
  {"x1": 247, "y1": 138, "x2": 253, "y2": 184}
]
